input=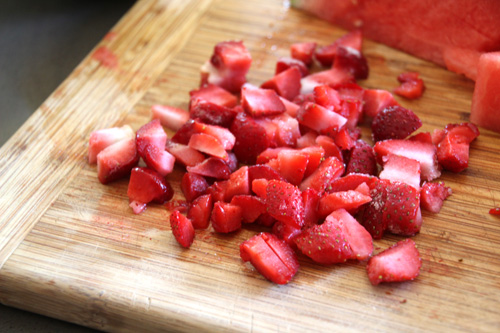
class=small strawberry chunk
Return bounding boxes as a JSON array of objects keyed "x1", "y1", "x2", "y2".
[
  {"x1": 88, "y1": 125, "x2": 134, "y2": 164},
  {"x1": 211, "y1": 202, "x2": 242, "y2": 233},
  {"x1": 141, "y1": 145, "x2": 176, "y2": 177},
  {"x1": 187, "y1": 194, "x2": 213, "y2": 229},
  {"x1": 371, "y1": 106, "x2": 422, "y2": 142},
  {"x1": 291, "y1": 42, "x2": 316, "y2": 66},
  {"x1": 327, "y1": 173, "x2": 375, "y2": 193},
  {"x1": 367, "y1": 239, "x2": 421, "y2": 286},
  {"x1": 490, "y1": 207, "x2": 500, "y2": 216},
  {"x1": 181, "y1": 172, "x2": 209, "y2": 203},
  {"x1": 297, "y1": 102, "x2": 347, "y2": 135},
  {"x1": 189, "y1": 84, "x2": 238, "y2": 108},
  {"x1": 420, "y1": 182, "x2": 452, "y2": 213},
  {"x1": 188, "y1": 133, "x2": 228, "y2": 159},
  {"x1": 436, "y1": 123, "x2": 479, "y2": 173},
  {"x1": 315, "y1": 135, "x2": 343, "y2": 162},
  {"x1": 151, "y1": 105, "x2": 190, "y2": 131},
  {"x1": 170, "y1": 211, "x2": 195, "y2": 248},
  {"x1": 240, "y1": 232, "x2": 299, "y2": 284},
  {"x1": 127, "y1": 167, "x2": 174, "y2": 214},
  {"x1": 333, "y1": 45, "x2": 369, "y2": 80},
  {"x1": 359, "y1": 178, "x2": 390, "y2": 239},
  {"x1": 266, "y1": 180, "x2": 305, "y2": 228},
  {"x1": 252, "y1": 178, "x2": 269, "y2": 199},
  {"x1": 300, "y1": 68, "x2": 355, "y2": 95},
  {"x1": 241, "y1": 85, "x2": 286, "y2": 117},
  {"x1": 206, "y1": 180, "x2": 229, "y2": 203},
  {"x1": 300, "y1": 156, "x2": 345, "y2": 192},
  {"x1": 276, "y1": 57, "x2": 309, "y2": 77},
  {"x1": 345, "y1": 140, "x2": 377, "y2": 176},
  {"x1": 301, "y1": 146, "x2": 326, "y2": 178},
  {"x1": 225, "y1": 166, "x2": 250, "y2": 202},
  {"x1": 314, "y1": 30, "x2": 363, "y2": 67},
  {"x1": 261, "y1": 67, "x2": 302, "y2": 101},
  {"x1": 363, "y1": 89, "x2": 399, "y2": 118},
  {"x1": 189, "y1": 99, "x2": 238, "y2": 128},
  {"x1": 394, "y1": 72, "x2": 425, "y2": 99},
  {"x1": 186, "y1": 157, "x2": 231, "y2": 180},
  {"x1": 230, "y1": 112, "x2": 271, "y2": 164},
  {"x1": 272, "y1": 221, "x2": 302, "y2": 247},
  {"x1": 275, "y1": 149, "x2": 309, "y2": 186},
  {"x1": 165, "y1": 141, "x2": 205, "y2": 167},
  {"x1": 318, "y1": 190, "x2": 372, "y2": 217},
  {"x1": 248, "y1": 164, "x2": 285, "y2": 182},
  {"x1": 302, "y1": 188, "x2": 321, "y2": 228},
  {"x1": 379, "y1": 154, "x2": 421, "y2": 189},
  {"x1": 313, "y1": 84, "x2": 341, "y2": 112},
  {"x1": 230, "y1": 195, "x2": 266, "y2": 223},
  {"x1": 136, "y1": 119, "x2": 167, "y2": 154},
  {"x1": 97, "y1": 139, "x2": 139, "y2": 184},
  {"x1": 384, "y1": 181, "x2": 422, "y2": 236}
]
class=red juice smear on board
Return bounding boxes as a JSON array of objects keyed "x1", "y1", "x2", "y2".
[{"x1": 92, "y1": 46, "x2": 118, "y2": 69}]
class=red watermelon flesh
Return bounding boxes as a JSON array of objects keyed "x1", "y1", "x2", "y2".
[
  {"x1": 292, "y1": 0, "x2": 500, "y2": 79},
  {"x1": 470, "y1": 52, "x2": 500, "y2": 133}
]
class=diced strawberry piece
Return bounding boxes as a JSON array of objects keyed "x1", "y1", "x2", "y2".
[
  {"x1": 410, "y1": 132, "x2": 434, "y2": 145},
  {"x1": 261, "y1": 67, "x2": 302, "y2": 101},
  {"x1": 230, "y1": 195, "x2": 266, "y2": 223},
  {"x1": 367, "y1": 239, "x2": 421, "y2": 286},
  {"x1": 420, "y1": 181, "x2": 452, "y2": 213},
  {"x1": 241, "y1": 85, "x2": 286, "y2": 117},
  {"x1": 189, "y1": 84, "x2": 238, "y2": 108},
  {"x1": 291, "y1": 42, "x2": 316, "y2": 66},
  {"x1": 206, "y1": 180, "x2": 229, "y2": 203},
  {"x1": 170, "y1": 211, "x2": 195, "y2": 248},
  {"x1": 211, "y1": 202, "x2": 242, "y2": 233},
  {"x1": 247, "y1": 164, "x2": 285, "y2": 182},
  {"x1": 272, "y1": 221, "x2": 302, "y2": 247},
  {"x1": 189, "y1": 99, "x2": 238, "y2": 128},
  {"x1": 165, "y1": 141, "x2": 205, "y2": 167},
  {"x1": 359, "y1": 178, "x2": 390, "y2": 239},
  {"x1": 333, "y1": 45, "x2": 369, "y2": 80},
  {"x1": 266, "y1": 158, "x2": 280, "y2": 172},
  {"x1": 302, "y1": 188, "x2": 321, "y2": 228},
  {"x1": 97, "y1": 139, "x2": 139, "y2": 184},
  {"x1": 171, "y1": 119, "x2": 196, "y2": 145},
  {"x1": 313, "y1": 84, "x2": 341, "y2": 112},
  {"x1": 333, "y1": 127, "x2": 355, "y2": 150},
  {"x1": 431, "y1": 129, "x2": 447, "y2": 145},
  {"x1": 297, "y1": 102, "x2": 347, "y2": 135},
  {"x1": 181, "y1": 172, "x2": 209, "y2": 203},
  {"x1": 88, "y1": 125, "x2": 134, "y2": 164},
  {"x1": 127, "y1": 167, "x2": 174, "y2": 214},
  {"x1": 253, "y1": 117, "x2": 279, "y2": 148},
  {"x1": 345, "y1": 140, "x2": 377, "y2": 176},
  {"x1": 335, "y1": 82, "x2": 365, "y2": 102},
  {"x1": 292, "y1": 93, "x2": 315, "y2": 106},
  {"x1": 327, "y1": 173, "x2": 375, "y2": 193},
  {"x1": 141, "y1": 145, "x2": 176, "y2": 177},
  {"x1": 435, "y1": 123, "x2": 480, "y2": 173},
  {"x1": 190, "y1": 120, "x2": 235, "y2": 151},
  {"x1": 300, "y1": 156, "x2": 345, "y2": 192},
  {"x1": 266, "y1": 180, "x2": 304, "y2": 228},
  {"x1": 276, "y1": 149, "x2": 309, "y2": 186},
  {"x1": 151, "y1": 104, "x2": 190, "y2": 131},
  {"x1": 296, "y1": 131, "x2": 318, "y2": 148},
  {"x1": 355, "y1": 182, "x2": 370, "y2": 196},
  {"x1": 394, "y1": 72, "x2": 425, "y2": 99},
  {"x1": 240, "y1": 232, "x2": 299, "y2": 284},
  {"x1": 318, "y1": 190, "x2": 372, "y2": 217},
  {"x1": 444, "y1": 123, "x2": 480, "y2": 144},
  {"x1": 384, "y1": 181, "x2": 422, "y2": 236},
  {"x1": 188, "y1": 133, "x2": 228, "y2": 159},
  {"x1": 186, "y1": 157, "x2": 231, "y2": 180},
  {"x1": 374, "y1": 139, "x2": 441, "y2": 181},
  {"x1": 224, "y1": 166, "x2": 250, "y2": 201},
  {"x1": 279, "y1": 96, "x2": 301, "y2": 118},
  {"x1": 301, "y1": 146, "x2": 326, "y2": 178},
  {"x1": 371, "y1": 106, "x2": 422, "y2": 142},
  {"x1": 314, "y1": 30, "x2": 362, "y2": 67},
  {"x1": 315, "y1": 135, "x2": 343, "y2": 162},
  {"x1": 136, "y1": 119, "x2": 167, "y2": 155},
  {"x1": 269, "y1": 113, "x2": 301, "y2": 147},
  {"x1": 300, "y1": 68, "x2": 355, "y2": 94},
  {"x1": 490, "y1": 207, "x2": 500, "y2": 216},
  {"x1": 230, "y1": 112, "x2": 271, "y2": 164},
  {"x1": 252, "y1": 178, "x2": 269, "y2": 199},
  {"x1": 275, "y1": 57, "x2": 309, "y2": 77},
  {"x1": 363, "y1": 89, "x2": 399, "y2": 118},
  {"x1": 255, "y1": 213, "x2": 277, "y2": 227},
  {"x1": 201, "y1": 40, "x2": 252, "y2": 93},
  {"x1": 187, "y1": 194, "x2": 213, "y2": 229},
  {"x1": 329, "y1": 209, "x2": 373, "y2": 260},
  {"x1": 379, "y1": 154, "x2": 421, "y2": 189}
]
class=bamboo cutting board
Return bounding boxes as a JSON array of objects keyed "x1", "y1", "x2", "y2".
[{"x1": 1, "y1": 0, "x2": 500, "y2": 331}]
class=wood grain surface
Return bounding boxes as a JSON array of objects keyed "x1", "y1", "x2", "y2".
[{"x1": 1, "y1": 0, "x2": 500, "y2": 331}]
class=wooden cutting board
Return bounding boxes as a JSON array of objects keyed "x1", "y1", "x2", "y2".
[{"x1": 1, "y1": 0, "x2": 500, "y2": 331}]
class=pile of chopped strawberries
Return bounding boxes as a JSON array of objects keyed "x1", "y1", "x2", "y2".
[{"x1": 88, "y1": 31, "x2": 479, "y2": 286}]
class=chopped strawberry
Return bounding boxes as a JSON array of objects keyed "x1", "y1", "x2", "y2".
[
  {"x1": 269, "y1": 113, "x2": 301, "y2": 147},
  {"x1": 345, "y1": 140, "x2": 377, "y2": 176},
  {"x1": 211, "y1": 202, "x2": 242, "y2": 233},
  {"x1": 292, "y1": 93, "x2": 315, "y2": 106},
  {"x1": 363, "y1": 89, "x2": 399, "y2": 118},
  {"x1": 436, "y1": 123, "x2": 479, "y2": 173},
  {"x1": 314, "y1": 30, "x2": 362, "y2": 67},
  {"x1": 301, "y1": 146, "x2": 326, "y2": 178},
  {"x1": 300, "y1": 68, "x2": 355, "y2": 94},
  {"x1": 335, "y1": 82, "x2": 365, "y2": 102},
  {"x1": 251, "y1": 178, "x2": 269, "y2": 199},
  {"x1": 88, "y1": 125, "x2": 134, "y2": 164},
  {"x1": 327, "y1": 173, "x2": 375, "y2": 193},
  {"x1": 300, "y1": 156, "x2": 345, "y2": 192},
  {"x1": 333, "y1": 45, "x2": 369, "y2": 80},
  {"x1": 97, "y1": 139, "x2": 139, "y2": 184},
  {"x1": 444, "y1": 122, "x2": 480, "y2": 144},
  {"x1": 230, "y1": 195, "x2": 266, "y2": 223},
  {"x1": 296, "y1": 131, "x2": 318, "y2": 148},
  {"x1": 275, "y1": 57, "x2": 309, "y2": 77},
  {"x1": 374, "y1": 139, "x2": 441, "y2": 181},
  {"x1": 261, "y1": 67, "x2": 302, "y2": 101},
  {"x1": 136, "y1": 119, "x2": 167, "y2": 154},
  {"x1": 272, "y1": 221, "x2": 302, "y2": 247},
  {"x1": 188, "y1": 133, "x2": 228, "y2": 159},
  {"x1": 410, "y1": 132, "x2": 434, "y2": 145},
  {"x1": 141, "y1": 145, "x2": 176, "y2": 177},
  {"x1": 170, "y1": 211, "x2": 195, "y2": 248},
  {"x1": 247, "y1": 164, "x2": 285, "y2": 182},
  {"x1": 359, "y1": 178, "x2": 390, "y2": 239},
  {"x1": 296, "y1": 102, "x2": 347, "y2": 135},
  {"x1": 127, "y1": 167, "x2": 174, "y2": 214},
  {"x1": 367, "y1": 239, "x2": 421, "y2": 286},
  {"x1": 189, "y1": 84, "x2": 238, "y2": 108},
  {"x1": 151, "y1": 104, "x2": 190, "y2": 131},
  {"x1": 379, "y1": 154, "x2": 421, "y2": 189},
  {"x1": 165, "y1": 141, "x2": 205, "y2": 167},
  {"x1": 255, "y1": 213, "x2": 277, "y2": 227},
  {"x1": 371, "y1": 106, "x2": 422, "y2": 142},
  {"x1": 333, "y1": 127, "x2": 355, "y2": 150},
  {"x1": 420, "y1": 182, "x2": 452, "y2": 213},
  {"x1": 302, "y1": 188, "x2": 321, "y2": 228},
  {"x1": 490, "y1": 207, "x2": 500, "y2": 216},
  {"x1": 181, "y1": 172, "x2": 209, "y2": 203},
  {"x1": 230, "y1": 112, "x2": 271, "y2": 164},
  {"x1": 171, "y1": 119, "x2": 197, "y2": 145},
  {"x1": 224, "y1": 166, "x2": 250, "y2": 201},
  {"x1": 275, "y1": 149, "x2": 309, "y2": 186},
  {"x1": 241, "y1": 85, "x2": 286, "y2": 117},
  {"x1": 266, "y1": 180, "x2": 304, "y2": 228},
  {"x1": 186, "y1": 157, "x2": 231, "y2": 180},
  {"x1": 394, "y1": 72, "x2": 425, "y2": 99},
  {"x1": 240, "y1": 232, "x2": 299, "y2": 284},
  {"x1": 191, "y1": 121, "x2": 235, "y2": 151},
  {"x1": 313, "y1": 84, "x2": 341, "y2": 112},
  {"x1": 187, "y1": 194, "x2": 213, "y2": 229},
  {"x1": 206, "y1": 180, "x2": 229, "y2": 203},
  {"x1": 189, "y1": 99, "x2": 238, "y2": 128},
  {"x1": 295, "y1": 208, "x2": 372, "y2": 264},
  {"x1": 315, "y1": 135, "x2": 343, "y2": 162},
  {"x1": 384, "y1": 181, "x2": 422, "y2": 236},
  {"x1": 279, "y1": 96, "x2": 301, "y2": 118},
  {"x1": 200, "y1": 40, "x2": 252, "y2": 93},
  {"x1": 291, "y1": 42, "x2": 316, "y2": 66},
  {"x1": 318, "y1": 190, "x2": 372, "y2": 217}
]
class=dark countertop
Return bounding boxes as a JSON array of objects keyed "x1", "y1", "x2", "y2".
[{"x1": 0, "y1": 0, "x2": 135, "y2": 331}]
